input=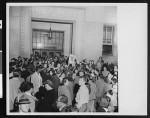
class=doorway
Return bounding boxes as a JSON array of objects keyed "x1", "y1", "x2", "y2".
[
  {"x1": 32, "y1": 28, "x2": 64, "y2": 57},
  {"x1": 32, "y1": 19, "x2": 73, "y2": 57}
]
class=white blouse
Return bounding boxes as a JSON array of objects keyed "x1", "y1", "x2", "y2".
[{"x1": 75, "y1": 85, "x2": 89, "y2": 108}]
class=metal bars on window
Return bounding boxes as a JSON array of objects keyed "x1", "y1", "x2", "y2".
[{"x1": 102, "y1": 25, "x2": 114, "y2": 55}]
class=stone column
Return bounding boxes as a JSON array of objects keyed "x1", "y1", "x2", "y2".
[{"x1": 20, "y1": 6, "x2": 31, "y2": 58}]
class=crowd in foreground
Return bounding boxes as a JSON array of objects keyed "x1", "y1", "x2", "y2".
[{"x1": 9, "y1": 54, "x2": 118, "y2": 113}]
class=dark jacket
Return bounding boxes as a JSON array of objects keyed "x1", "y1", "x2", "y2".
[
  {"x1": 51, "y1": 75, "x2": 60, "y2": 92},
  {"x1": 54, "y1": 60, "x2": 61, "y2": 67},
  {"x1": 21, "y1": 70, "x2": 30, "y2": 81},
  {"x1": 60, "y1": 106, "x2": 67, "y2": 112},
  {"x1": 36, "y1": 89, "x2": 55, "y2": 112},
  {"x1": 35, "y1": 86, "x2": 47, "y2": 101},
  {"x1": 97, "y1": 106, "x2": 107, "y2": 112},
  {"x1": 40, "y1": 71, "x2": 51, "y2": 83}
]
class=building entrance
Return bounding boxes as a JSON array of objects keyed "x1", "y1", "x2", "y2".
[{"x1": 32, "y1": 28, "x2": 64, "y2": 58}]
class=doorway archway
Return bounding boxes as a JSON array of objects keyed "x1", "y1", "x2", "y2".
[{"x1": 31, "y1": 19, "x2": 73, "y2": 57}]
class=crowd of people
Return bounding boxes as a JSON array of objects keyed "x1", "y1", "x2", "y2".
[{"x1": 9, "y1": 54, "x2": 118, "y2": 113}]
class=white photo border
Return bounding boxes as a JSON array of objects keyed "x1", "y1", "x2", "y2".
[{"x1": 6, "y1": 3, "x2": 147, "y2": 116}]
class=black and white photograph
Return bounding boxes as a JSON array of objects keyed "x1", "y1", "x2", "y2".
[
  {"x1": 7, "y1": 3, "x2": 118, "y2": 115},
  {"x1": 6, "y1": 3, "x2": 147, "y2": 116}
]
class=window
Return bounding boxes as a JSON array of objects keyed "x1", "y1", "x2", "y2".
[
  {"x1": 32, "y1": 29, "x2": 64, "y2": 51},
  {"x1": 102, "y1": 25, "x2": 114, "y2": 55}
]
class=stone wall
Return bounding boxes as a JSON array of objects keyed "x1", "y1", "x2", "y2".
[{"x1": 9, "y1": 6, "x2": 117, "y2": 63}]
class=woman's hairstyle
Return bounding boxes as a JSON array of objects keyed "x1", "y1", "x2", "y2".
[
  {"x1": 98, "y1": 97, "x2": 109, "y2": 108},
  {"x1": 101, "y1": 65, "x2": 108, "y2": 72},
  {"x1": 44, "y1": 80, "x2": 54, "y2": 89},
  {"x1": 19, "y1": 81, "x2": 28, "y2": 92},
  {"x1": 60, "y1": 72, "x2": 66, "y2": 77},
  {"x1": 48, "y1": 68, "x2": 55, "y2": 75},
  {"x1": 13, "y1": 69, "x2": 22, "y2": 77},
  {"x1": 27, "y1": 64, "x2": 35, "y2": 73},
  {"x1": 61, "y1": 77, "x2": 69, "y2": 85},
  {"x1": 108, "y1": 63, "x2": 115, "y2": 71},
  {"x1": 109, "y1": 70, "x2": 114, "y2": 76},
  {"x1": 66, "y1": 76, "x2": 73, "y2": 82},
  {"x1": 56, "y1": 69, "x2": 62, "y2": 75},
  {"x1": 59, "y1": 95, "x2": 68, "y2": 104},
  {"x1": 19, "y1": 81, "x2": 33, "y2": 92}
]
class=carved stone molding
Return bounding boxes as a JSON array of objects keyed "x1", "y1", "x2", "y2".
[
  {"x1": 20, "y1": 6, "x2": 85, "y2": 60},
  {"x1": 31, "y1": 6, "x2": 85, "y2": 22},
  {"x1": 20, "y1": 7, "x2": 26, "y2": 57}
]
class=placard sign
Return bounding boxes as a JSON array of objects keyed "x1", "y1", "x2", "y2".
[{"x1": 68, "y1": 54, "x2": 76, "y2": 66}]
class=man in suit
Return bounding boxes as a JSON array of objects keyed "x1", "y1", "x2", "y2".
[
  {"x1": 56, "y1": 95, "x2": 68, "y2": 112},
  {"x1": 49, "y1": 68, "x2": 60, "y2": 100},
  {"x1": 58, "y1": 77, "x2": 72, "y2": 106}
]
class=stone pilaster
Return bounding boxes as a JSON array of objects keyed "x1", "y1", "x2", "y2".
[{"x1": 20, "y1": 6, "x2": 31, "y2": 58}]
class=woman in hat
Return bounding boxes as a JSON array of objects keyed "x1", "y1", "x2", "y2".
[{"x1": 36, "y1": 80, "x2": 56, "y2": 112}]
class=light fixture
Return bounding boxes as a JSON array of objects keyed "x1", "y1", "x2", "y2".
[
  {"x1": 37, "y1": 43, "x2": 42, "y2": 49},
  {"x1": 48, "y1": 22, "x2": 53, "y2": 40}
]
